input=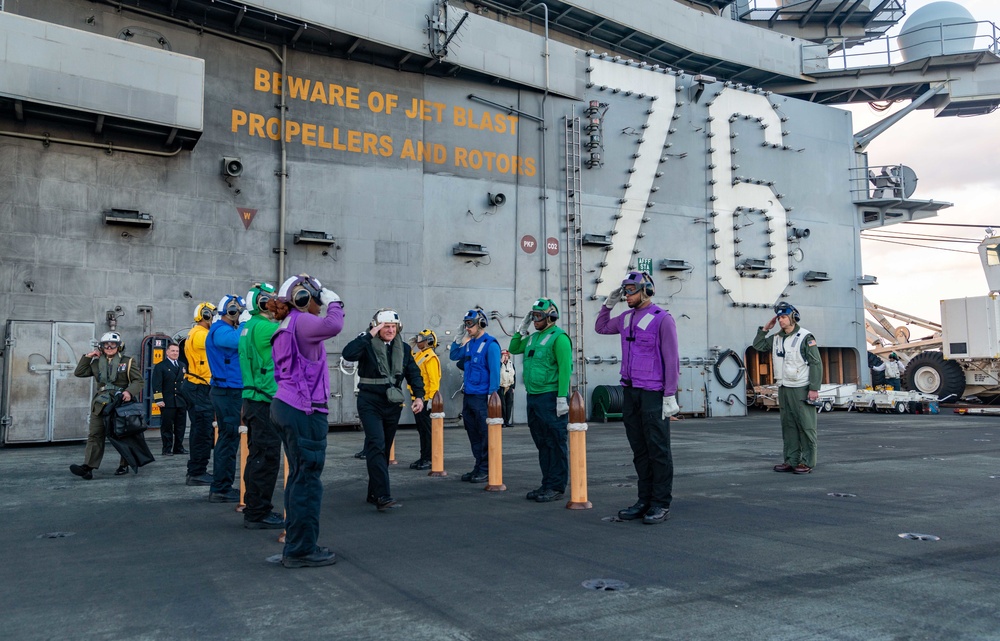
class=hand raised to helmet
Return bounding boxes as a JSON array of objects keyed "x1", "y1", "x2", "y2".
[
  {"x1": 319, "y1": 288, "x2": 341, "y2": 307},
  {"x1": 605, "y1": 287, "x2": 624, "y2": 309},
  {"x1": 517, "y1": 314, "x2": 533, "y2": 336}
]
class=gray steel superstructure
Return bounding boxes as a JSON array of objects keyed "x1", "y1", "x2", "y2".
[{"x1": 2, "y1": 0, "x2": 999, "y2": 439}]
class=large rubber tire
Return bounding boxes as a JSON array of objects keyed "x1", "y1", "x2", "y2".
[{"x1": 903, "y1": 351, "x2": 965, "y2": 400}]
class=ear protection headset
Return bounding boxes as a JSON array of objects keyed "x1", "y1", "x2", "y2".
[
  {"x1": 194, "y1": 302, "x2": 217, "y2": 322},
  {"x1": 773, "y1": 301, "x2": 801, "y2": 322},
  {"x1": 246, "y1": 282, "x2": 276, "y2": 315},
  {"x1": 415, "y1": 329, "x2": 438, "y2": 348},
  {"x1": 531, "y1": 298, "x2": 559, "y2": 321},
  {"x1": 464, "y1": 308, "x2": 488, "y2": 329},
  {"x1": 642, "y1": 273, "x2": 655, "y2": 296},
  {"x1": 370, "y1": 308, "x2": 402, "y2": 332},
  {"x1": 219, "y1": 295, "x2": 246, "y2": 318},
  {"x1": 278, "y1": 274, "x2": 323, "y2": 311},
  {"x1": 621, "y1": 271, "x2": 655, "y2": 297}
]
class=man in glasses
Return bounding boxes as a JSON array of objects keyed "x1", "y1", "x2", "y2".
[
  {"x1": 70, "y1": 332, "x2": 144, "y2": 480},
  {"x1": 205, "y1": 294, "x2": 247, "y2": 503},
  {"x1": 752, "y1": 302, "x2": 822, "y2": 475},
  {"x1": 449, "y1": 308, "x2": 501, "y2": 483},
  {"x1": 596, "y1": 271, "x2": 680, "y2": 525},
  {"x1": 508, "y1": 298, "x2": 573, "y2": 503}
]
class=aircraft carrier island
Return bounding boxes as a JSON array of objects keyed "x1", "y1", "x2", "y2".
[
  {"x1": 2, "y1": 2, "x2": 1000, "y2": 640},
  {"x1": 4, "y1": 0, "x2": 1000, "y2": 435}
]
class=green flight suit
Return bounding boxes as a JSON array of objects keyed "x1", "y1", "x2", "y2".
[
  {"x1": 74, "y1": 352, "x2": 144, "y2": 469},
  {"x1": 753, "y1": 324, "x2": 823, "y2": 468}
]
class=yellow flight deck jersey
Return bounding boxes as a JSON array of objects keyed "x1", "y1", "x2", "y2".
[
  {"x1": 184, "y1": 323, "x2": 212, "y2": 385},
  {"x1": 410, "y1": 347, "x2": 441, "y2": 402}
]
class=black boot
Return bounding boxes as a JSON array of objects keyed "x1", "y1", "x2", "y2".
[{"x1": 69, "y1": 464, "x2": 93, "y2": 480}]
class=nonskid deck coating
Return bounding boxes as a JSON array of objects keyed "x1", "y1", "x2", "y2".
[{"x1": 3, "y1": 410, "x2": 999, "y2": 640}]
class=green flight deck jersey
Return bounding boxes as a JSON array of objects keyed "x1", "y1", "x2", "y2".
[
  {"x1": 508, "y1": 325, "x2": 573, "y2": 396},
  {"x1": 239, "y1": 315, "x2": 279, "y2": 402}
]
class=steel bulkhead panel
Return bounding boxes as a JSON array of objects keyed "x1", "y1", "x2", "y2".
[
  {"x1": 4, "y1": 321, "x2": 56, "y2": 443},
  {"x1": 51, "y1": 323, "x2": 96, "y2": 442}
]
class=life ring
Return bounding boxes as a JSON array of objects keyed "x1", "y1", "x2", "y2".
[{"x1": 714, "y1": 349, "x2": 745, "y2": 390}]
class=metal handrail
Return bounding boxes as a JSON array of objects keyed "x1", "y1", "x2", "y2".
[
  {"x1": 848, "y1": 164, "x2": 915, "y2": 201},
  {"x1": 806, "y1": 20, "x2": 1000, "y2": 71},
  {"x1": 733, "y1": 0, "x2": 907, "y2": 41}
]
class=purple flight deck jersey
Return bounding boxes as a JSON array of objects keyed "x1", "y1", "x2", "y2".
[
  {"x1": 595, "y1": 303, "x2": 679, "y2": 396},
  {"x1": 271, "y1": 303, "x2": 344, "y2": 414}
]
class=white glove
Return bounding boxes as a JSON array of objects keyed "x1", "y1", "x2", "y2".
[
  {"x1": 556, "y1": 397, "x2": 569, "y2": 417},
  {"x1": 518, "y1": 314, "x2": 533, "y2": 336},
  {"x1": 605, "y1": 287, "x2": 624, "y2": 309},
  {"x1": 238, "y1": 310, "x2": 251, "y2": 324},
  {"x1": 319, "y1": 288, "x2": 341, "y2": 307},
  {"x1": 662, "y1": 396, "x2": 679, "y2": 420}
]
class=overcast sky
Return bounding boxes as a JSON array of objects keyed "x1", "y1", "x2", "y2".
[{"x1": 843, "y1": 0, "x2": 1000, "y2": 333}]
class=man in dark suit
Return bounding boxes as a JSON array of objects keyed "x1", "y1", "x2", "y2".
[{"x1": 151, "y1": 341, "x2": 187, "y2": 456}]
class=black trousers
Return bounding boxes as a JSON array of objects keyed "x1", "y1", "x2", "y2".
[
  {"x1": 242, "y1": 399, "x2": 282, "y2": 521},
  {"x1": 622, "y1": 386, "x2": 674, "y2": 509},
  {"x1": 184, "y1": 381, "x2": 214, "y2": 477},
  {"x1": 159, "y1": 406, "x2": 187, "y2": 453},
  {"x1": 462, "y1": 394, "x2": 489, "y2": 474},
  {"x1": 209, "y1": 387, "x2": 243, "y2": 494},
  {"x1": 414, "y1": 403, "x2": 432, "y2": 461},
  {"x1": 500, "y1": 386, "x2": 515, "y2": 426},
  {"x1": 358, "y1": 390, "x2": 401, "y2": 501},
  {"x1": 525, "y1": 392, "x2": 569, "y2": 492}
]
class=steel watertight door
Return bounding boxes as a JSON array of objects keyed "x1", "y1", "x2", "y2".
[{"x1": 2, "y1": 320, "x2": 95, "y2": 444}]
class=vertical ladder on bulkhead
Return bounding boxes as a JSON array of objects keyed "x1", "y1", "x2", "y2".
[{"x1": 564, "y1": 115, "x2": 587, "y2": 398}]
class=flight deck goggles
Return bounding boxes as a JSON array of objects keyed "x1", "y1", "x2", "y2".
[
  {"x1": 101, "y1": 342, "x2": 120, "y2": 350},
  {"x1": 622, "y1": 284, "x2": 643, "y2": 295}
]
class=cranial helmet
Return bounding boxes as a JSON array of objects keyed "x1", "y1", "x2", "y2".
[
  {"x1": 246, "y1": 282, "x2": 276, "y2": 315},
  {"x1": 531, "y1": 298, "x2": 559, "y2": 321},
  {"x1": 277, "y1": 274, "x2": 323, "y2": 311},
  {"x1": 415, "y1": 329, "x2": 438, "y2": 348},
  {"x1": 464, "y1": 308, "x2": 488, "y2": 329},
  {"x1": 773, "y1": 301, "x2": 800, "y2": 321},
  {"x1": 621, "y1": 271, "x2": 655, "y2": 297},
  {"x1": 218, "y1": 295, "x2": 247, "y2": 319},
  {"x1": 194, "y1": 301, "x2": 217, "y2": 322},
  {"x1": 99, "y1": 331, "x2": 123, "y2": 348},
  {"x1": 371, "y1": 308, "x2": 401, "y2": 331}
]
